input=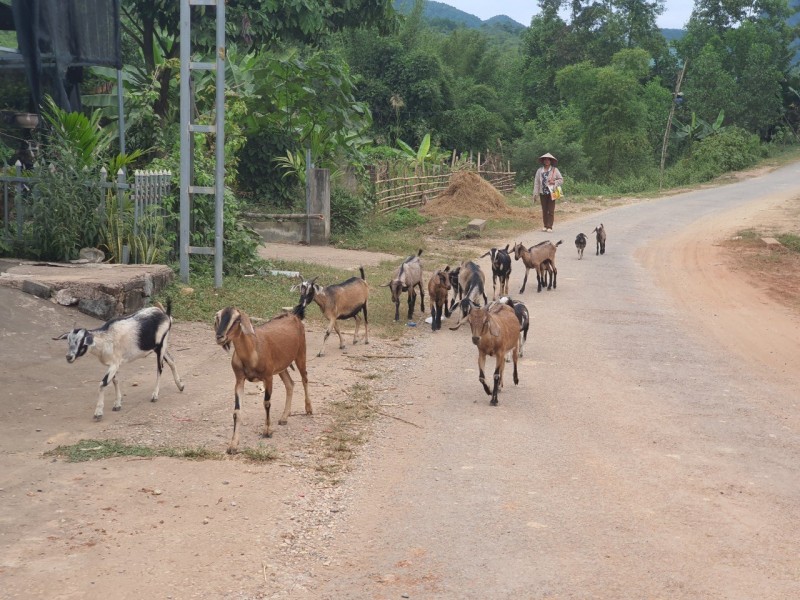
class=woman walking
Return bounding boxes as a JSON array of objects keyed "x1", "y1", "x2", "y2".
[{"x1": 533, "y1": 152, "x2": 563, "y2": 232}]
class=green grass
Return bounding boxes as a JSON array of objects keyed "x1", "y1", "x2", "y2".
[
  {"x1": 45, "y1": 439, "x2": 222, "y2": 462},
  {"x1": 240, "y1": 443, "x2": 279, "y2": 462},
  {"x1": 331, "y1": 211, "x2": 427, "y2": 256},
  {"x1": 156, "y1": 257, "x2": 416, "y2": 338},
  {"x1": 778, "y1": 234, "x2": 800, "y2": 253}
]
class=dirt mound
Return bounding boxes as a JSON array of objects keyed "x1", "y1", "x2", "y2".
[{"x1": 422, "y1": 171, "x2": 511, "y2": 218}]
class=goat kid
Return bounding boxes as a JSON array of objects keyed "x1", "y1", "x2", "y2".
[
  {"x1": 498, "y1": 296, "x2": 529, "y2": 359},
  {"x1": 466, "y1": 301, "x2": 520, "y2": 405},
  {"x1": 512, "y1": 240, "x2": 563, "y2": 293},
  {"x1": 449, "y1": 260, "x2": 488, "y2": 329},
  {"x1": 214, "y1": 305, "x2": 311, "y2": 454},
  {"x1": 55, "y1": 300, "x2": 184, "y2": 420},
  {"x1": 427, "y1": 266, "x2": 451, "y2": 331},
  {"x1": 295, "y1": 267, "x2": 369, "y2": 356},
  {"x1": 593, "y1": 223, "x2": 606, "y2": 255},
  {"x1": 383, "y1": 249, "x2": 425, "y2": 322},
  {"x1": 575, "y1": 233, "x2": 587, "y2": 259},
  {"x1": 480, "y1": 244, "x2": 512, "y2": 300}
]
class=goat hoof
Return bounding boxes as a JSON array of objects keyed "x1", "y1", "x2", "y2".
[
  {"x1": 317, "y1": 351, "x2": 324, "y2": 357},
  {"x1": 112, "y1": 405, "x2": 122, "y2": 411},
  {"x1": 93, "y1": 414, "x2": 103, "y2": 421},
  {"x1": 226, "y1": 446, "x2": 238, "y2": 455},
  {"x1": 263, "y1": 431, "x2": 273, "y2": 439},
  {"x1": 278, "y1": 419, "x2": 288, "y2": 426},
  {"x1": 150, "y1": 396, "x2": 158, "y2": 403},
  {"x1": 490, "y1": 400, "x2": 498, "y2": 406},
  {"x1": 178, "y1": 383, "x2": 185, "y2": 392}
]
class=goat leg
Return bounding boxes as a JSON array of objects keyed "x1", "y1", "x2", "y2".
[
  {"x1": 163, "y1": 351, "x2": 185, "y2": 392},
  {"x1": 151, "y1": 346, "x2": 164, "y2": 402},
  {"x1": 111, "y1": 375, "x2": 122, "y2": 411},
  {"x1": 491, "y1": 362, "x2": 502, "y2": 406},
  {"x1": 277, "y1": 370, "x2": 294, "y2": 426},
  {"x1": 95, "y1": 364, "x2": 119, "y2": 419},
  {"x1": 407, "y1": 291, "x2": 416, "y2": 320},
  {"x1": 478, "y1": 352, "x2": 492, "y2": 396},
  {"x1": 419, "y1": 284, "x2": 425, "y2": 313},
  {"x1": 228, "y1": 376, "x2": 246, "y2": 454},
  {"x1": 520, "y1": 268, "x2": 529, "y2": 294}
]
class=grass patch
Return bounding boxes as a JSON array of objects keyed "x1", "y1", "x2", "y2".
[
  {"x1": 45, "y1": 439, "x2": 222, "y2": 462},
  {"x1": 777, "y1": 233, "x2": 800, "y2": 253},
  {"x1": 314, "y1": 383, "x2": 377, "y2": 483},
  {"x1": 240, "y1": 443, "x2": 279, "y2": 463}
]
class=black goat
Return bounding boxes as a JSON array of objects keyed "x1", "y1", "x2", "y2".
[
  {"x1": 593, "y1": 224, "x2": 606, "y2": 255},
  {"x1": 575, "y1": 233, "x2": 587, "y2": 259},
  {"x1": 480, "y1": 244, "x2": 512, "y2": 300}
]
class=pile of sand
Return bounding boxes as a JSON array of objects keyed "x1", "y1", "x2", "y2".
[{"x1": 421, "y1": 171, "x2": 511, "y2": 218}]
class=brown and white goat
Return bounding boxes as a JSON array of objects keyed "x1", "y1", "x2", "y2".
[
  {"x1": 383, "y1": 249, "x2": 425, "y2": 322},
  {"x1": 427, "y1": 266, "x2": 451, "y2": 331},
  {"x1": 480, "y1": 245, "x2": 512, "y2": 300},
  {"x1": 296, "y1": 267, "x2": 369, "y2": 356},
  {"x1": 466, "y1": 302, "x2": 520, "y2": 405},
  {"x1": 214, "y1": 305, "x2": 311, "y2": 454},
  {"x1": 449, "y1": 260, "x2": 488, "y2": 329},
  {"x1": 54, "y1": 300, "x2": 184, "y2": 420},
  {"x1": 499, "y1": 296, "x2": 529, "y2": 358},
  {"x1": 593, "y1": 224, "x2": 606, "y2": 255},
  {"x1": 512, "y1": 240, "x2": 563, "y2": 293}
]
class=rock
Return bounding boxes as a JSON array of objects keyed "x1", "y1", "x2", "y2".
[
  {"x1": 78, "y1": 297, "x2": 116, "y2": 320},
  {"x1": 55, "y1": 288, "x2": 79, "y2": 306},
  {"x1": 79, "y1": 247, "x2": 105, "y2": 263},
  {"x1": 21, "y1": 280, "x2": 52, "y2": 299}
]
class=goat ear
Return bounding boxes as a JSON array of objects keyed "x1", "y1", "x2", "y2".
[
  {"x1": 53, "y1": 331, "x2": 70, "y2": 340},
  {"x1": 379, "y1": 281, "x2": 391, "y2": 287},
  {"x1": 488, "y1": 318, "x2": 501, "y2": 338},
  {"x1": 444, "y1": 265, "x2": 450, "y2": 272},
  {"x1": 239, "y1": 313, "x2": 256, "y2": 335},
  {"x1": 503, "y1": 244, "x2": 509, "y2": 252},
  {"x1": 479, "y1": 251, "x2": 490, "y2": 258},
  {"x1": 84, "y1": 332, "x2": 94, "y2": 346}
]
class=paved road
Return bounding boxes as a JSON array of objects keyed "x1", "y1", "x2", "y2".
[{"x1": 311, "y1": 162, "x2": 800, "y2": 599}]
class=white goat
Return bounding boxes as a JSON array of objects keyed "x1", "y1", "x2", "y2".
[{"x1": 54, "y1": 300, "x2": 184, "y2": 420}]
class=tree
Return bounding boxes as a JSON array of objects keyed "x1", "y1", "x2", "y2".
[{"x1": 120, "y1": 0, "x2": 398, "y2": 118}]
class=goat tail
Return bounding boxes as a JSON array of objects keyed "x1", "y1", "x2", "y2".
[
  {"x1": 359, "y1": 266, "x2": 366, "y2": 281},
  {"x1": 555, "y1": 240, "x2": 563, "y2": 247},
  {"x1": 417, "y1": 248, "x2": 423, "y2": 256},
  {"x1": 292, "y1": 302, "x2": 307, "y2": 320},
  {"x1": 164, "y1": 297, "x2": 173, "y2": 316}
]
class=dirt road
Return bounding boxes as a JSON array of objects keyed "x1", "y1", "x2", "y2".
[{"x1": 1, "y1": 162, "x2": 800, "y2": 599}]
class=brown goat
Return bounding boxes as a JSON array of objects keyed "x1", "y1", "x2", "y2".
[
  {"x1": 427, "y1": 266, "x2": 451, "y2": 331},
  {"x1": 593, "y1": 223, "x2": 606, "y2": 255},
  {"x1": 383, "y1": 249, "x2": 425, "y2": 321},
  {"x1": 466, "y1": 302, "x2": 520, "y2": 405},
  {"x1": 512, "y1": 240, "x2": 563, "y2": 293},
  {"x1": 295, "y1": 267, "x2": 369, "y2": 356},
  {"x1": 214, "y1": 305, "x2": 311, "y2": 454}
]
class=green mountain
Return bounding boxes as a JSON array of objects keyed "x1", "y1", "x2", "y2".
[{"x1": 394, "y1": 0, "x2": 525, "y2": 30}]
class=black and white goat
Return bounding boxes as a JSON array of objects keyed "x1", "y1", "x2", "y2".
[
  {"x1": 54, "y1": 300, "x2": 184, "y2": 420},
  {"x1": 480, "y1": 244, "x2": 512, "y2": 300},
  {"x1": 295, "y1": 267, "x2": 369, "y2": 356},
  {"x1": 449, "y1": 260, "x2": 488, "y2": 329}
]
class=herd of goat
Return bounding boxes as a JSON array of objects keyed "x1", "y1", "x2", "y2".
[{"x1": 55, "y1": 224, "x2": 607, "y2": 453}]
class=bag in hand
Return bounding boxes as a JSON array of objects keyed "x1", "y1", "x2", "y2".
[{"x1": 551, "y1": 185, "x2": 563, "y2": 200}]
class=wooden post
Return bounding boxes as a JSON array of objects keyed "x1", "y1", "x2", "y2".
[
  {"x1": 308, "y1": 168, "x2": 330, "y2": 245},
  {"x1": 477, "y1": 152, "x2": 481, "y2": 173},
  {"x1": 660, "y1": 60, "x2": 688, "y2": 190}
]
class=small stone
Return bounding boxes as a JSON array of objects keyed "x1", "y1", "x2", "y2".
[
  {"x1": 153, "y1": 489, "x2": 163, "y2": 496},
  {"x1": 202, "y1": 519, "x2": 209, "y2": 525}
]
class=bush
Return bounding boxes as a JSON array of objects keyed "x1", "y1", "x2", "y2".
[
  {"x1": 331, "y1": 188, "x2": 368, "y2": 235},
  {"x1": 385, "y1": 207, "x2": 428, "y2": 230},
  {"x1": 686, "y1": 127, "x2": 764, "y2": 180}
]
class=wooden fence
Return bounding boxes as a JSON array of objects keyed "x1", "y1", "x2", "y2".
[{"x1": 373, "y1": 155, "x2": 516, "y2": 214}]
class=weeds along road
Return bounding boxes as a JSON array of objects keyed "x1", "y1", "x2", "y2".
[{"x1": 311, "y1": 161, "x2": 800, "y2": 599}]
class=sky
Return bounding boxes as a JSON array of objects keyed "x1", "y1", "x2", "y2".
[{"x1": 440, "y1": 0, "x2": 696, "y2": 30}]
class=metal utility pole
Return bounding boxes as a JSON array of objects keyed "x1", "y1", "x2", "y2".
[
  {"x1": 179, "y1": 0, "x2": 225, "y2": 287},
  {"x1": 659, "y1": 60, "x2": 688, "y2": 191}
]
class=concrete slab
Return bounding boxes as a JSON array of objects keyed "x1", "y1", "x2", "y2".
[
  {"x1": 0, "y1": 260, "x2": 174, "y2": 320},
  {"x1": 761, "y1": 237, "x2": 784, "y2": 249},
  {"x1": 467, "y1": 219, "x2": 487, "y2": 233}
]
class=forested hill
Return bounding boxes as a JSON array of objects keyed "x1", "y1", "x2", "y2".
[
  {"x1": 393, "y1": 0, "x2": 526, "y2": 31},
  {"x1": 394, "y1": 1, "x2": 686, "y2": 40}
]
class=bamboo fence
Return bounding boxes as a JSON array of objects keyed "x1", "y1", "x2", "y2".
[{"x1": 373, "y1": 156, "x2": 516, "y2": 214}]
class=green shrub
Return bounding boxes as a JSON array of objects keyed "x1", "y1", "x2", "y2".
[
  {"x1": 331, "y1": 187, "x2": 368, "y2": 235},
  {"x1": 687, "y1": 127, "x2": 764, "y2": 180},
  {"x1": 385, "y1": 207, "x2": 427, "y2": 230}
]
